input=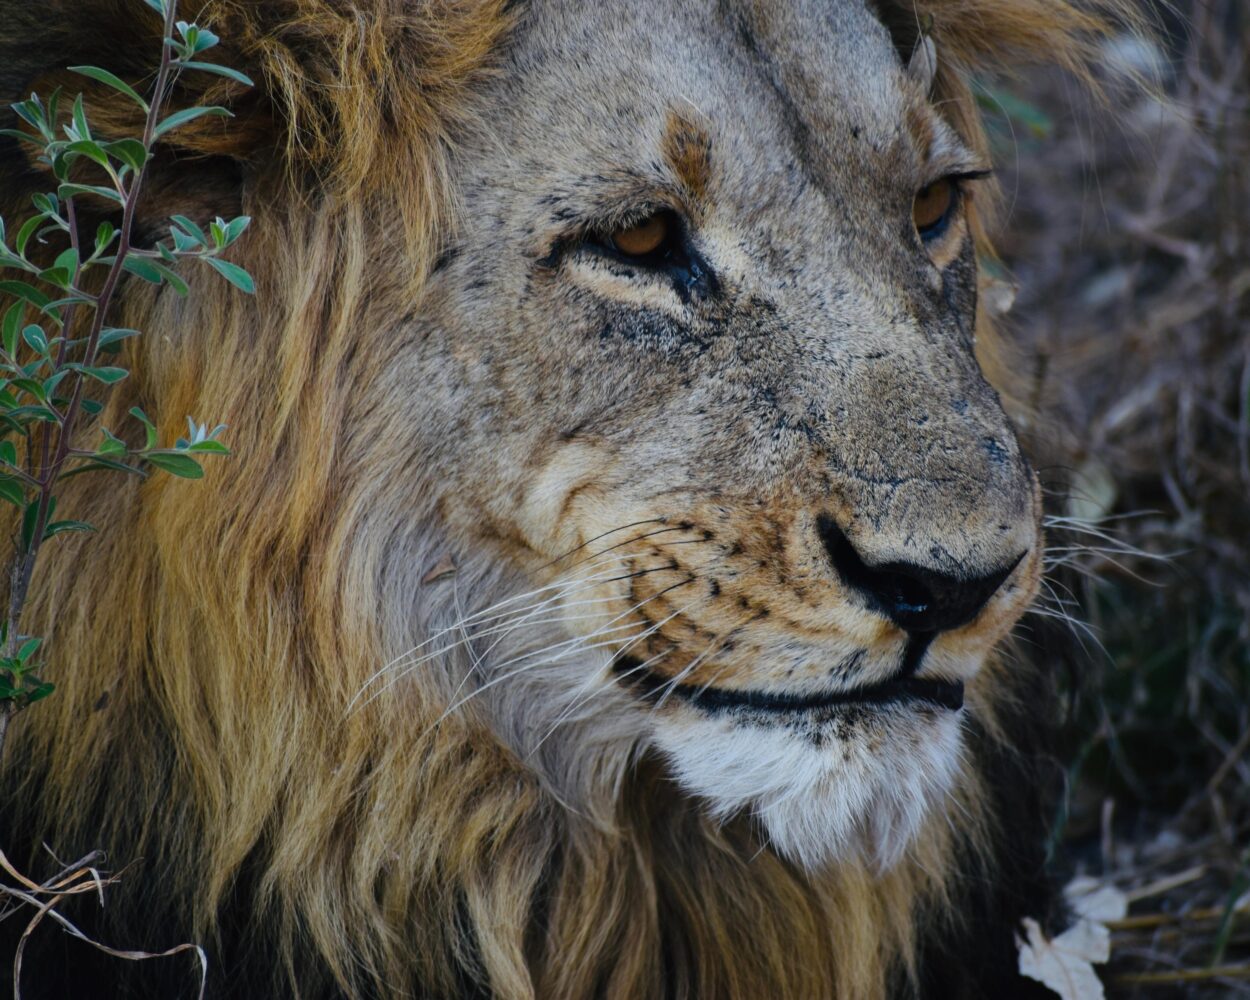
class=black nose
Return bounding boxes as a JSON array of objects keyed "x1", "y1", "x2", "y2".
[{"x1": 817, "y1": 515, "x2": 1023, "y2": 634}]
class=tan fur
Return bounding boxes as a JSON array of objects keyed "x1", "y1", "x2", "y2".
[{"x1": 1, "y1": 1, "x2": 1142, "y2": 997}]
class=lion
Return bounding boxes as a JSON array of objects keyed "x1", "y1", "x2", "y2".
[{"x1": 0, "y1": 0, "x2": 1141, "y2": 996}]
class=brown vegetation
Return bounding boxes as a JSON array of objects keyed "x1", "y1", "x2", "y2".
[{"x1": 994, "y1": 1, "x2": 1250, "y2": 992}]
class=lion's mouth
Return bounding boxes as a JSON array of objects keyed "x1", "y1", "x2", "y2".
[{"x1": 614, "y1": 656, "x2": 965, "y2": 714}]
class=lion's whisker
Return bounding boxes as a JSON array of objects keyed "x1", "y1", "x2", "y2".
[
  {"x1": 648, "y1": 613, "x2": 755, "y2": 713},
  {"x1": 523, "y1": 593, "x2": 710, "y2": 753},
  {"x1": 358, "y1": 579, "x2": 655, "y2": 710},
  {"x1": 437, "y1": 578, "x2": 698, "y2": 722},
  {"x1": 398, "y1": 560, "x2": 679, "y2": 680},
  {"x1": 535, "y1": 517, "x2": 668, "y2": 572},
  {"x1": 350, "y1": 561, "x2": 638, "y2": 707},
  {"x1": 353, "y1": 522, "x2": 716, "y2": 708},
  {"x1": 524, "y1": 627, "x2": 691, "y2": 757}
]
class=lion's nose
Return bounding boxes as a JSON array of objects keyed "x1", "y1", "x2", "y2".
[{"x1": 817, "y1": 515, "x2": 1024, "y2": 634}]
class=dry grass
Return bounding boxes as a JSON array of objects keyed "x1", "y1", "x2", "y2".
[
  {"x1": 990, "y1": 0, "x2": 1249, "y2": 993},
  {"x1": 0, "y1": 848, "x2": 206, "y2": 998}
]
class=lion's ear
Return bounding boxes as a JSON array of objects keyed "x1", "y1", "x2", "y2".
[{"x1": 870, "y1": 0, "x2": 1146, "y2": 87}]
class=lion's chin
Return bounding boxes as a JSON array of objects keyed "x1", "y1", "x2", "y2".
[{"x1": 650, "y1": 702, "x2": 965, "y2": 872}]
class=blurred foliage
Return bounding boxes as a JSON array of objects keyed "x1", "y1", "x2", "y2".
[{"x1": 988, "y1": 0, "x2": 1249, "y2": 991}]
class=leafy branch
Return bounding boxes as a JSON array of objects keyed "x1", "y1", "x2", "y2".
[{"x1": 0, "y1": 0, "x2": 252, "y2": 754}]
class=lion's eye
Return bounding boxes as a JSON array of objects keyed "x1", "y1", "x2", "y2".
[
  {"x1": 576, "y1": 208, "x2": 716, "y2": 300},
  {"x1": 912, "y1": 178, "x2": 956, "y2": 240},
  {"x1": 609, "y1": 212, "x2": 671, "y2": 257}
]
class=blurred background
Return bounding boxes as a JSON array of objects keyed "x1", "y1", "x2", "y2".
[{"x1": 986, "y1": 0, "x2": 1248, "y2": 994}]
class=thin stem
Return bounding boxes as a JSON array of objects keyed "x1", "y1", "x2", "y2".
[{"x1": 0, "y1": 0, "x2": 181, "y2": 759}]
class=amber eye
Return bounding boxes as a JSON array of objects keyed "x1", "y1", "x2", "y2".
[
  {"x1": 912, "y1": 178, "x2": 956, "y2": 239},
  {"x1": 610, "y1": 212, "x2": 670, "y2": 257}
]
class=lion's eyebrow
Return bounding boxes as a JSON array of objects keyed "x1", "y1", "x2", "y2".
[
  {"x1": 662, "y1": 108, "x2": 713, "y2": 204},
  {"x1": 909, "y1": 103, "x2": 988, "y2": 180}
]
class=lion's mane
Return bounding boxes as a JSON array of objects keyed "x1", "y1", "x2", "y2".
[{"x1": 0, "y1": 2, "x2": 1141, "y2": 996}]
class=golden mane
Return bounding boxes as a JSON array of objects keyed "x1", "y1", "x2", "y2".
[{"x1": 0, "y1": 1, "x2": 1143, "y2": 996}]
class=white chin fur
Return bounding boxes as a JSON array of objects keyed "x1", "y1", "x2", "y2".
[{"x1": 651, "y1": 705, "x2": 964, "y2": 871}]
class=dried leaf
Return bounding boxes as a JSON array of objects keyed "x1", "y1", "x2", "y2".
[
  {"x1": 1018, "y1": 878, "x2": 1127, "y2": 999},
  {"x1": 1065, "y1": 876, "x2": 1129, "y2": 923},
  {"x1": 1018, "y1": 917, "x2": 1109, "y2": 1000}
]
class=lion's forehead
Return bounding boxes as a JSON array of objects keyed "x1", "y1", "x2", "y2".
[{"x1": 501, "y1": 0, "x2": 919, "y2": 180}]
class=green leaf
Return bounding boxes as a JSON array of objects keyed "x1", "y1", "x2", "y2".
[
  {"x1": 151, "y1": 260, "x2": 188, "y2": 296},
  {"x1": 94, "y1": 221, "x2": 116, "y2": 255},
  {"x1": 153, "y1": 105, "x2": 231, "y2": 141},
  {"x1": 0, "y1": 280, "x2": 51, "y2": 310},
  {"x1": 121, "y1": 257, "x2": 163, "y2": 283},
  {"x1": 76, "y1": 365, "x2": 128, "y2": 385},
  {"x1": 42, "y1": 370, "x2": 69, "y2": 396},
  {"x1": 25, "y1": 680, "x2": 54, "y2": 704},
  {"x1": 43, "y1": 293, "x2": 94, "y2": 313},
  {"x1": 223, "y1": 216, "x2": 251, "y2": 244},
  {"x1": 144, "y1": 0, "x2": 166, "y2": 13},
  {"x1": 98, "y1": 327, "x2": 139, "y2": 349},
  {"x1": 63, "y1": 139, "x2": 111, "y2": 170},
  {"x1": 209, "y1": 221, "x2": 226, "y2": 249},
  {"x1": 44, "y1": 519, "x2": 94, "y2": 539},
  {"x1": 170, "y1": 226, "x2": 200, "y2": 252},
  {"x1": 192, "y1": 28, "x2": 219, "y2": 53},
  {"x1": 976, "y1": 87, "x2": 1054, "y2": 140},
  {"x1": 97, "y1": 428, "x2": 127, "y2": 456},
  {"x1": 8, "y1": 405, "x2": 59, "y2": 425},
  {"x1": 10, "y1": 99, "x2": 44, "y2": 134},
  {"x1": 57, "y1": 182, "x2": 123, "y2": 206},
  {"x1": 2, "y1": 303, "x2": 24, "y2": 357},
  {"x1": 187, "y1": 439, "x2": 229, "y2": 455},
  {"x1": 175, "y1": 61, "x2": 254, "y2": 87},
  {"x1": 11, "y1": 378, "x2": 47, "y2": 403},
  {"x1": 59, "y1": 456, "x2": 143, "y2": 480},
  {"x1": 203, "y1": 256, "x2": 254, "y2": 294},
  {"x1": 0, "y1": 127, "x2": 45, "y2": 149},
  {"x1": 31, "y1": 192, "x2": 59, "y2": 218},
  {"x1": 45, "y1": 86, "x2": 62, "y2": 133},
  {"x1": 19, "y1": 495, "x2": 50, "y2": 551},
  {"x1": 15, "y1": 215, "x2": 43, "y2": 256},
  {"x1": 144, "y1": 452, "x2": 203, "y2": 479},
  {"x1": 70, "y1": 94, "x2": 92, "y2": 142},
  {"x1": 0, "y1": 477, "x2": 25, "y2": 507},
  {"x1": 17, "y1": 637, "x2": 41, "y2": 663},
  {"x1": 0, "y1": 441, "x2": 16, "y2": 466},
  {"x1": 21, "y1": 325, "x2": 48, "y2": 355},
  {"x1": 80, "y1": 398, "x2": 103, "y2": 416},
  {"x1": 69, "y1": 66, "x2": 150, "y2": 113},
  {"x1": 53, "y1": 247, "x2": 79, "y2": 276},
  {"x1": 176, "y1": 22, "x2": 219, "y2": 54},
  {"x1": 103, "y1": 138, "x2": 148, "y2": 173},
  {"x1": 37, "y1": 266, "x2": 71, "y2": 290},
  {"x1": 169, "y1": 215, "x2": 208, "y2": 246},
  {"x1": 130, "y1": 406, "x2": 157, "y2": 450}
]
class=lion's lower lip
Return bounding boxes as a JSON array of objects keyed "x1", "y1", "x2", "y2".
[{"x1": 614, "y1": 657, "x2": 965, "y2": 714}]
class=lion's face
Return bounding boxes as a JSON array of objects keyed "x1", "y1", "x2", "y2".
[{"x1": 404, "y1": 0, "x2": 1042, "y2": 868}]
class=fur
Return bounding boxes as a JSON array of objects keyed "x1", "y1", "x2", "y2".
[{"x1": 0, "y1": 1, "x2": 1141, "y2": 997}]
